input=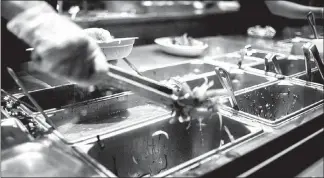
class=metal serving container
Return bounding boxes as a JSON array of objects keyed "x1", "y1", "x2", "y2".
[
  {"x1": 140, "y1": 60, "x2": 218, "y2": 81},
  {"x1": 250, "y1": 57, "x2": 317, "y2": 77},
  {"x1": 1, "y1": 141, "x2": 108, "y2": 177},
  {"x1": 16, "y1": 61, "x2": 273, "y2": 143},
  {"x1": 74, "y1": 111, "x2": 263, "y2": 177},
  {"x1": 210, "y1": 49, "x2": 287, "y2": 67},
  {"x1": 184, "y1": 69, "x2": 274, "y2": 92},
  {"x1": 293, "y1": 69, "x2": 324, "y2": 86},
  {"x1": 17, "y1": 88, "x2": 170, "y2": 143},
  {"x1": 221, "y1": 79, "x2": 324, "y2": 127}
]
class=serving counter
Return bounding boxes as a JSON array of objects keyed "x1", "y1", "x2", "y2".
[{"x1": 1, "y1": 35, "x2": 323, "y2": 177}]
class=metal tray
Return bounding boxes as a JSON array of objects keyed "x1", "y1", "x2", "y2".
[
  {"x1": 296, "y1": 70, "x2": 324, "y2": 85},
  {"x1": 19, "y1": 90, "x2": 170, "y2": 144},
  {"x1": 16, "y1": 84, "x2": 123, "y2": 112},
  {"x1": 140, "y1": 61, "x2": 218, "y2": 81},
  {"x1": 185, "y1": 70, "x2": 274, "y2": 92},
  {"x1": 75, "y1": 111, "x2": 263, "y2": 177},
  {"x1": 17, "y1": 63, "x2": 273, "y2": 143},
  {"x1": 1, "y1": 141, "x2": 103, "y2": 177},
  {"x1": 222, "y1": 80, "x2": 324, "y2": 126},
  {"x1": 251, "y1": 57, "x2": 317, "y2": 76},
  {"x1": 207, "y1": 54, "x2": 260, "y2": 66}
]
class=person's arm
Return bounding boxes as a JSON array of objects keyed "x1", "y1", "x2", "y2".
[
  {"x1": 1, "y1": 1, "x2": 110, "y2": 87},
  {"x1": 265, "y1": 1, "x2": 323, "y2": 19},
  {"x1": 1, "y1": 1, "x2": 45, "y2": 20}
]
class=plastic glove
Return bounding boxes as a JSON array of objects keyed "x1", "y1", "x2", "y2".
[{"x1": 7, "y1": 2, "x2": 109, "y2": 87}]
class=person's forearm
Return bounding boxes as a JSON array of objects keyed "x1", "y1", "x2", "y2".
[
  {"x1": 1, "y1": 1, "x2": 53, "y2": 20},
  {"x1": 265, "y1": 1, "x2": 323, "y2": 19}
]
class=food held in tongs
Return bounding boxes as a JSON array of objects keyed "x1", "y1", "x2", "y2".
[{"x1": 95, "y1": 65, "x2": 228, "y2": 123}]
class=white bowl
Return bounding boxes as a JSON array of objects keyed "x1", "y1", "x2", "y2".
[
  {"x1": 97, "y1": 37, "x2": 138, "y2": 60},
  {"x1": 154, "y1": 37, "x2": 208, "y2": 57}
]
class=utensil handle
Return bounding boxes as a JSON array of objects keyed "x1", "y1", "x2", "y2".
[
  {"x1": 6, "y1": 67, "x2": 57, "y2": 130},
  {"x1": 265, "y1": 53, "x2": 283, "y2": 75},
  {"x1": 303, "y1": 42, "x2": 324, "y2": 80},
  {"x1": 104, "y1": 65, "x2": 177, "y2": 107},
  {"x1": 302, "y1": 44, "x2": 313, "y2": 81},
  {"x1": 214, "y1": 67, "x2": 239, "y2": 110},
  {"x1": 122, "y1": 57, "x2": 143, "y2": 76},
  {"x1": 307, "y1": 11, "x2": 318, "y2": 39}
]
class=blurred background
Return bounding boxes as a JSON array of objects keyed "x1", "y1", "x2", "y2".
[{"x1": 57, "y1": 0, "x2": 323, "y2": 45}]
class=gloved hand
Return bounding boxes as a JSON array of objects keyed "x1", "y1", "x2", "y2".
[{"x1": 7, "y1": 2, "x2": 110, "y2": 87}]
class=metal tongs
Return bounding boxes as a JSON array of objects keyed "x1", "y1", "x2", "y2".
[
  {"x1": 100, "y1": 65, "x2": 204, "y2": 117},
  {"x1": 307, "y1": 11, "x2": 318, "y2": 39},
  {"x1": 303, "y1": 42, "x2": 324, "y2": 81},
  {"x1": 264, "y1": 53, "x2": 283, "y2": 75},
  {"x1": 214, "y1": 67, "x2": 239, "y2": 111},
  {"x1": 122, "y1": 57, "x2": 143, "y2": 76}
]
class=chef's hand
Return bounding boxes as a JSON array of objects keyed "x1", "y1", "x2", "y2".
[{"x1": 6, "y1": 2, "x2": 110, "y2": 87}]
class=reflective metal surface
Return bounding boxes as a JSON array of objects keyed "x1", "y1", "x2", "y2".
[
  {"x1": 1, "y1": 114, "x2": 33, "y2": 150},
  {"x1": 76, "y1": 113, "x2": 262, "y2": 177},
  {"x1": 185, "y1": 71, "x2": 272, "y2": 92},
  {"x1": 298, "y1": 70, "x2": 324, "y2": 85},
  {"x1": 140, "y1": 61, "x2": 217, "y2": 81},
  {"x1": 223, "y1": 80, "x2": 324, "y2": 126},
  {"x1": 17, "y1": 84, "x2": 122, "y2": 112},
  {"x1": 252, "y1": 58, "x2": 316, "y2": 76},
  {"x1": 1, "y1": 142, "x2": 102, "y2": 177},
  {"x1": 210, "y1": 55, "x2": 260, "y2": 66},
  {"x1": 21, "y1": 92, "x2": 169, "y2": 143}
]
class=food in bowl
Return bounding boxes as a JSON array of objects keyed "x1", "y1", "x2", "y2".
[
  {"x1": 154, "y1": 34, "x2": 208, "y2": 57},
  {"x1": 170, "y1": 33, "x2": 204, "y2": 46},
  {"x1": 84, "y1": 28, "x2": 114, "y2": 42},
  {"x1": 84, "y1": 28, "x2": 137, "y2": 61}
]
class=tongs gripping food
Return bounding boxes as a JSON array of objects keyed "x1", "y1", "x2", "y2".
[{"x1": 103, "y1": 65, "x2": 202, "y2": 116}]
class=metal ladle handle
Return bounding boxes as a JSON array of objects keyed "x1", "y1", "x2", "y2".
[
  {"x1": 303, "y1": 42, "x2": 324, "y2": 81},
  {"x1": 214, "y1": 67, "x2": 239, "y2": 110},
  {"x1": 122, "y1": 57, "x2": 143, "y2": 76},
  {"x1": 238, "y1": 45, "x2": 252, "y2": 68},
  {"x1": 265, "y1": 53, "x2": 283, "y2": 75},
  {"x1": 307, "y1": 11, "x2": 318, "y2": 39},
  {"x1": 6, "y1": 67, "x2": 57, "y2": 130}
]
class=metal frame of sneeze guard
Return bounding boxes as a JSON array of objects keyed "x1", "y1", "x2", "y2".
[{"x1": 218, "y1": 79, "x2": 324, "y2": 128}]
